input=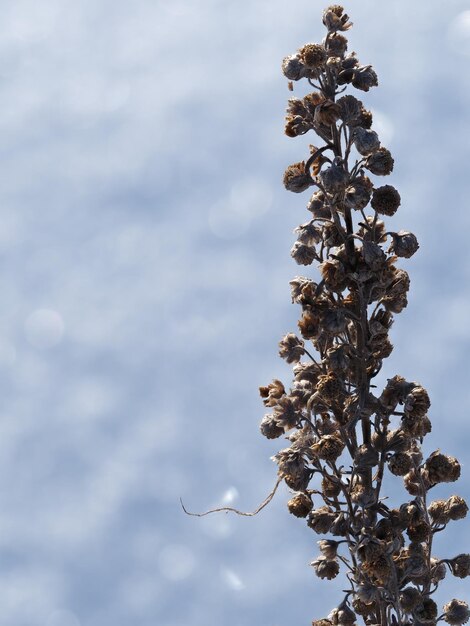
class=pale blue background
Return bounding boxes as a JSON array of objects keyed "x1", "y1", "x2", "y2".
[{"x1": 0, "y1": 1, "x2": 468, "y2": 625}]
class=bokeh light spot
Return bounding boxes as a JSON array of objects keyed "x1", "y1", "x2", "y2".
[
  {"x1": 222, "y1": 567, "x2": 245, "y2": 591},
  {"x1": 448, "y1": 11, "x2": 470, "y2": 56}
]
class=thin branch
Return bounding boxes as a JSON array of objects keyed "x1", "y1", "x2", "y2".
[{"x1": 180, "y1": 477, "x2": 282, "y2": 517}]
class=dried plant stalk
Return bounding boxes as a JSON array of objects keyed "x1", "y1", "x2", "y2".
[{"x1": 259, "y1": 6, "x2": 469, "y2": 626}]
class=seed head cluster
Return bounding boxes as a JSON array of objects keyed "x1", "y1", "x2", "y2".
[{"x1": 260, "y1": 6, "x2": 469, "y2": 625}]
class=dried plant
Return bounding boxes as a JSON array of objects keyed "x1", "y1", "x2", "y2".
[{"x1": 257, "y1": 5, "x2": 469, "y2": 626}]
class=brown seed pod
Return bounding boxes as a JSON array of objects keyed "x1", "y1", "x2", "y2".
[
  {"x1": 283, "y1": 161, "x2": 314, "y2": 193},
  {"x1": 299, "y1": 43, "x2": 328, "y2": 70},
  {"x1": 307, "y1": 506, "x2": 337, "y2": 534},
  {"x1": 400, "y1": 587, "x2": 423, "y2": 613},
  {"x1": 259, "y1": 379, "x2": 286, "y2": 407},
  {"x1": 371, "y1": 184, "x2": 401, "y2": 215},
  {"x1": 424, "y1": 451, "x2": 461, "y2": 486},
  {"x1": 278, "y1": 333, "x2": 305, "y2": 363},
  {"x1": 443, "y1": 599, "x2": 470, "y2": 625},
  {"x1": 445, "y1": 495, "x2": 469, "y2": 521},
  {"x1": 388, "y1": 452, "x2": 412, "y2": 476},
  {"x1": 288, "y1": 492, "x2": 313, "y2": 517},
  {"x1": 414, "y1": 598, "x2": 438, "y2": 624},
  {"x1": 311, "y1": 556, "x2": 340, "y2": 579},
  {"x1": 260, "y1": 414, "x2": 285, "y2": 439},
  {"x1": 449, "y1": 554, "x2": 470, "y2": 578},
  {"x1": 314, "y1": 100, "x2": 341, "y2": 125},
  {"x1": 365, "y1": 147, "x2": 394, "y2": 175}
]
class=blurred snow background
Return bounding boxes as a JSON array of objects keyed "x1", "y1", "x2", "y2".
[{"x1": 0, "y1": 0, "x2": 468, "y2": 624}]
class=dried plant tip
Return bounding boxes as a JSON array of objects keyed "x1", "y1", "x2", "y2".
[
  {"x1": 279, "y1": 333, "x2": 305, "y2": 363},
  {"x1": 371, "y1": 184, "x2": 401, "y2": 215},
  {"x1": 444, "y1": 600, "x2": 470, "y2": 625},
  {"x1": 353, "y1": 127, "x2": 380, "y2": 156},
  {"x1": 300, "y1": 43, "x2": 328, "y2": 69},
  {"x1": 365, "y1": 147, "x2": 394, "y2": 176},
  {"x1": 449, "y1": 554, "x2": 470, "y2": 578},
  {"x1": 284, "y1": 161, "x2": 314, "y2": 193},
  {"x1": 288, "y1": 492, "x2": 313, "y2": 517},
  {"x1": 389, "y1": 230, "x2": 420, "y2": 258},
  {"x1": 311, "y1": 556, "x2": 340, "y2": 579}
]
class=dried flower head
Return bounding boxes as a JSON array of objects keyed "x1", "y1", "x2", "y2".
[
  {"x1": 288, "y1": 492, "x2": 313, "y2": 517},
  {"x1": 308, "y1": 505, "x2": 336, "y2": 534},
  {"x1": 300, "y1": 43, "x2": 328, "y2": 69},
  {"x1": 449, "y1": 554, "x2": 470, "y2": 578},
  {"x1": 353, "y1": 127, "x2": 380, "y2": 155},
  {"x1": 279, "y1": 332, "x2": 305, "y2": 363},
  {"x1": 445, "y1": 495, "x2": 468, "y2": 521},
  {"x1": 365, "y1": 147, "x2": 394, "y2": 175},
  {"x1": 291, "y1": 241, "x2": 318, "y2": 266},
  {"x1": 352, "y1": 65, "x2": 378, "y2": 91},
  {"x1": 444, "y1": 600, "x2": 470, "y2": 625},
  {"x1": 282, "y1": 54, "x2": 307, "y2": 81},
  {"x1": 371, "y1": 184, "x2": 401, "y2": 215},
  {"x1": 328, "y1": 602, "x2": 356, "y2": 626},
  {"x1": 424, "y1": 451, "x2": 461, "y2": 485},
  {"x1": 284, "y1": 161, "x2": 314, "y2": 193},
  {"x1": 311, "y1": 556, "x2": 340, "y2": 579},
  {"x1": 322, "y1": 6, "x2": 352, "y2": 32},
  {"x1": 389, "y1": 230, "x2": 420, "y2": 258},
  {"x1": 400, "y1": 587, "x2": 423, "y2": 613},
  {"x1": 320, "y1": 162, "x2": 349, "y2": 193}
]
